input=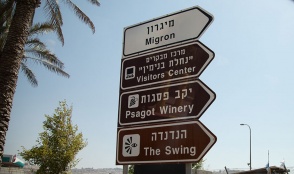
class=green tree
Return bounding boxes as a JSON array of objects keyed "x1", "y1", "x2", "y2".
[
  {"x1": 128, "y1": 165, "x2": 134, "y2": 174},
  {"x1": 0, "y1": 0, "x2": 99, "y2": 159},
  {"x1": 192, "y1": 159, "x2": 205, "y2": 170},
  {"x1": 20, "y1": 100, "x2": 87, "y2": 174}
]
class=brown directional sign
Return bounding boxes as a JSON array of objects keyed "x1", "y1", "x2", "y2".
[
  {"x1": 120, "y1": 41, "x2": 214, "y2": 90},
  {"x1": 118, "y1": 79, "x2": 215, "y2": 126},
  {"x1": 116, "y1": 6, "x2": 217, "y2": 166},
  {"x1": 116, "y1": 121, "x2": 217, "y2": 164}
]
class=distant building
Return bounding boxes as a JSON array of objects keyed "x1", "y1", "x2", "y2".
[
  {"x1": 232, "y1": 166, "x2": 290, "y2": 174},
  {"x1": 2, "y1": 154, "x2": 25, "y2": 168},
  {"x1": 1, "y1": 154, "x2": 26, "y2": 174},
  {"x1": 194, "y1": 169, "x2": 213, "y2": 174}
]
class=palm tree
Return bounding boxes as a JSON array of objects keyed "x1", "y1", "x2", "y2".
[
  {"x1": 0, "y1": 0, "x2": 100, "y2": 160},
  {"x1": 1, "y1": 2, "x2": 69, "y2": 87},
  {"x1": 22, "y1": 22, "x2": 70, "y2": 86},
  {"x1": 1, "y1": 19, "x2": 70, "y2": 86}
]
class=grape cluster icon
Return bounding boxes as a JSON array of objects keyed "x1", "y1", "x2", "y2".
[
  {"x1": 128, "y1": 94, "x2": 139, "y2": 108},
  {"x1": 129, "y1": 96, "x2": 138, "y2": 107}
]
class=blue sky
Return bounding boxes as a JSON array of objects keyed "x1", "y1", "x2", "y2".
[{"x1": 5, "y1": 0, "x2": 294, "y2": 171}]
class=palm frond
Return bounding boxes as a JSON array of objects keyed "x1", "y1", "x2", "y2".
[
  {"x1": 29, "y1": 22, "x2": 54, "y2": 36},
  {"x1": 44, "y1": 0, "x2": 64, "y2": 45},
  {"x1": 25, "y1": 49, "x2": 65, "y2": 69},
  {"x1": 20, "y1": 62, "x2": 38, "y2": 87},
  {"x1": 0, "y1": 25, "x2": 8, "y2": 50},
  {"x1": 63, "y1": 0, "x2": 95, "y2": 33},
  {"x1": 1, "y1": 1, "x2": 70, "y2": 87},
  {"x1": 24, "y1": 56, "x2": 70, "y2": 78},
  {"x1": 42, "y1": 61, "x2": 70, "y2": 78},
  {"x1": 21, "y1": 21, "x2": 70, "y2": 86},
  {"x1": 26, "y1": 38, "x2": 46, "y2": 50},
  {"x1": 87, "y1": 0, "x2": 100, "y2": 6},
  {"x1": 0, "y1": 0, "x2": 15, "y2": 27},
  {"x1": 0, "y1": 0, "x2": 15, "y2": 50}
]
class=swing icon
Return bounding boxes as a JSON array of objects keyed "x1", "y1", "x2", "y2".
[{"x1": 122, "y1": 134, "x2": 140, "y2": 157}]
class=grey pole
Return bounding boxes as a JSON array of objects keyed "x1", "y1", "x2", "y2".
[
  {"x1": 240, "y1": 123, "x2": 251, "y2": 170},
  {"x1": 186, "y1": 163, "x2": 192, "y2": 174},
  {"x1": 123, "y1": 165, "x2": 128, "y2": 174}
]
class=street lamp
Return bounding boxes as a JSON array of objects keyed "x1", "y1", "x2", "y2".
[{"x1": 240, "y1": 123, "x2": 251, "y2": 170}]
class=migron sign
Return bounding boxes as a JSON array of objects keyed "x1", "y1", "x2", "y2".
[{"x1": 123, "y1": 6, "x2": 213, "y2": 57}]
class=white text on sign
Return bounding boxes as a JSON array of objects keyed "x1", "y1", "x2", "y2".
[
  {"x1": 125, "y1": 88, "x2": 194, "y2": 120},
  {"x1": 144, "y1": 129, "x2": 195, "y2": 157}
]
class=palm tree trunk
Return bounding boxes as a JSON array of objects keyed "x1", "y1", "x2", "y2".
[{"x1": 0, "y1": 0, "x2": 37, "y2": 160}]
